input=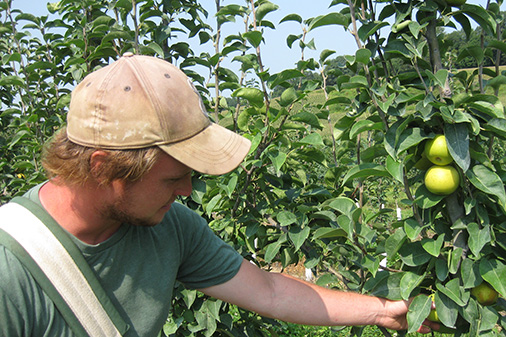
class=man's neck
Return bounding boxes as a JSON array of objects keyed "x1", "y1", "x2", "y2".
[{"x1": 38, "y1": 180, "x2": 121, "y2": 245}]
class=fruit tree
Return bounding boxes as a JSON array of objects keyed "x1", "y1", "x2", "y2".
[{"x1": 1, "y1": 0, "x2": 506, "y2": 336}]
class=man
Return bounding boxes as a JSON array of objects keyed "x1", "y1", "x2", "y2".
[{"x1": 0, "y1": 53, "x2": 437, "y2": 336}]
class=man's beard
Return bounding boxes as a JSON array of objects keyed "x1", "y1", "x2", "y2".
[{"x1": 99, "y1": 195, "x2": 160, "y2": 227}]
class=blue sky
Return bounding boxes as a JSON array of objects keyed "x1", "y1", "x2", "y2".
[{"x1": 11, "y1": 0, "x2": 501, "y2": 75}]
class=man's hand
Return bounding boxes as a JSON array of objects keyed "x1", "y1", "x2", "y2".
[{"x1": 381, "y1": 298, "x2": 440, "y2": 333}]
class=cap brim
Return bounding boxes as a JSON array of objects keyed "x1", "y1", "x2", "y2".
[{"x1": 159, "y1": 124, "x2": 251, "y2": 175}]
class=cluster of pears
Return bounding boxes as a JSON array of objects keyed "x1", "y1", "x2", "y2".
[{"x1": 419, "y1": 135, "x2": 460, "y2": 195}]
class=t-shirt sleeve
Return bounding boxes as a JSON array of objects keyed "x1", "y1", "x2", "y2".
[{"x1": 169, "y1": 203, "x2": 244, "y2": 289}]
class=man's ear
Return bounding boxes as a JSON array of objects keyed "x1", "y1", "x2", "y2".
[{"x1": 89, "y1": 150, "x2": 109, "y2": 183}]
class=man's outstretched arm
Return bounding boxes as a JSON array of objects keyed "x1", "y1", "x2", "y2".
[{"x1": 200, "y1": 259, "x2": 437, "y2": 333}]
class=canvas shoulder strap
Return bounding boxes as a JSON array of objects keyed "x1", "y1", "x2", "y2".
[{"x1": 0, "y1": 197, "x2": 129, "y2": 337}]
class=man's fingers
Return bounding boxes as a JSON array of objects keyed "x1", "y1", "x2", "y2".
[{"x1": 417, "y1": 319, "x2": 441, "y2": 334}]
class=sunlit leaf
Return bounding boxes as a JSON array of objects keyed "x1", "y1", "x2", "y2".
[
  {"x1": 400, "y1": 272, "x2": 425, "y2": 300},
  {"x1": 255, "y1": 2, "x2": 278, "y2": 22},
  {"x1": 421, "y1": 235, "x2": 444, "y2": 257},
  {"x1": 279, "y1": 13, "x2": 302, "y2": 24},
  {"x1": 308, "y1": 12, "x2": 348, "y2": 31},
  {"x1": 407, "y1": 294, "x2": 432, "y2": 333},
  {"x1": 466, "y1": 165, "x2": 506, "y2": 208},
  {"x1": 445, "y1": 123, "x2": 470, "y2": 172},
  {"x1": 312, "y1": 227, "x2": 346, "y2": 240},
  {"x1": 289, "y1": 226, "x2": 310, "y2": 251},
  {"x1": 467, "y1": 223, "x2": 491, "y2": 257},
  {"x1": 342, "y1": 163, "x2": 391, "y2": 185}
]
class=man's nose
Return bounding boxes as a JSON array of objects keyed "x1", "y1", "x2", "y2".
[{"x1": 176, "y1": 174, "x2": 193, "y2": 197}]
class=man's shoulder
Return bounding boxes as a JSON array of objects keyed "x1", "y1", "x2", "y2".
[{"x1": 0, "y1": 244, "x2": 36, "y2": 288}]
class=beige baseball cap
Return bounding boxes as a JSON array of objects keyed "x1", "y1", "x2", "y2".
[{"x1": 67, "y1": 53, "x2": 251, "y2": 175}]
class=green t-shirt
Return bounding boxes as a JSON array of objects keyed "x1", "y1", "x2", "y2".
[{"x1": 0, "y1": 184, "x2": 243, "y2": 337}]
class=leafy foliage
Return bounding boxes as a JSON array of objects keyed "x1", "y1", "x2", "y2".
[{"x1": 2, "y1": 0, "x2": 506, "y2": 336}]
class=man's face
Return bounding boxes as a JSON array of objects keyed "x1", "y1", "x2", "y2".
[{"x1": 101, "y1": 152, "x2": 193, "y2": 227}]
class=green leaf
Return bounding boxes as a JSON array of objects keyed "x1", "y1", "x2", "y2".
[
  {"x1": 396, "y1": 127, "x2": 426, "y2": 156},
  {"x1": 485, "y1": 75, "x2": 506, "y2": 91},
  {"x1": 480, "y1": 259, "x2": 506, "y2": 298},
  {"x1": 114, "y1": 0, "x2": 133, "y2": 11},
  {"x1": 310, "y1": 211, "x2": 337, "y2": 222},
  {"x1": 436, "y1": 259, "x2": 449, "y2": 282},
  {"x1": 26, "y1": 61, "x2": 55, "y2": 72},
  {"x1": 425, "y1": 69, "x2": 448, "y2": 88},
  {"x1": 449, "y1": 247, "x2": 463, "y2": 275},
  {"x1": 296, "y1": 133, "x2": 324, "y2": 146},
  {"x1": 337, "y1": 214, "x2": 354, "y2": 239},
  {"x1": 146, "y1": 42, "x2": 164, "y2": 57},
  {"x1": 366, "y1": 271, "x2": 404, "y2": 300},
  {"x1": 279, "y1": 13, "x2": 302, "y2": 24},
  {"x1": 468, "y1": 100, "x2": 505, "y2": 119},
  {"x1": 276, "y1": 211, "x2": 297, "y2": 226},
  {"x1": 319, "y1": 49, "x2": 335, "y2": 64},
  {"x1": 291, "y1": 112, "x2": 322, "y2": 130},
  {"x1": 385, "y1": 156, "x2": 403, "y2": 184},
  {"x1": 205, "y1": 194, "x2": 222, "y2": 217},
  {"x1": 269, "y1": 69, "x2": 304, "y2": 89},
  {"x1": 286, "y1": 34, "x2": 302, "y2": 48},
  {"x1": 323, "y1": 96, "x2": 352, "y2": 108},
  {"x1": 255, "y1": 1, "x2": 278, "y2": 22},
  {"x1": 445, "y1": 123, "x2": 470, "y2": 172},
  {"x1": 483, "y1": 118, "x2": 506, "y2": 138},
  {"x1": 385, "y1": 228, "x2": 406, "y2": 259},
  {"x1": 181, "y1": 288, "x2": 197, "y2": 307},
  {"x1": 404, "y1": 218, "x2": 424, "y2": 241},
  {"x1": 357, "y1": 21, "x2": 389, "y2": 42},
  {"x1": 460, "y1": 4, "x2": 497, "y2": 35},
  {"x1": 461, "y1": 259, "x2": 481, "y2": 288},
  {"x1": 342, "y1": 163, "x2": 391, "y2": 185},
  {"x1": 434, "y1": 292, "x2": 459, "y2": 329},
  {"x1": 349, "y1": 119, "x2": 383, "y2": 140},
  {"x1": 398, "y1": 242, "x2": 432, "y2": 267},
  {"x1": 421, "y1": 235, "x2": 444, "y2": 257},
  {"x1": 224, "y1": 175, "x2": 238, "y2": 198},
  {"x1": 243, "y1": 31, "x2": 263, "y2": 48},
  {"x1": 15, "y1": 13, "x2": 40, "y2": 25},
  {"x1": 289, "y1": 226, "x2": 310, "y2": 251},
  {"x1": 467, "y1": 223, "x2": 491, "y2": 257},
  {"x1": 453, "y1": 13, "x2": 472, "y2": 38},
  {"x1": 436, "y1": 278, "x2": 468, "y2": 307},
  {"x1": 407, "y1": 294, "x2": 432, "y2": 333},
  {"x1": 328, "y1": 197, "x2": 357, "y2": 218},
  {"x1": 466, "y1": 165, "x2": 506, "y2": 208},
  {"x1": 385, "y1": 117, "x2": 412, "y2": 159},
  {"x1": 414, "y1": 185, "x2": 445, "y2": 209},
  {"x1": 232, "y1": 87, "x2": 264, "y2": 107},
  {"x1": 355, "y1": 48, "x2": 371, "y2": 64},
  {"x1": 0, "y1": 75, "x2": 24, "y2": 87},
  {"x1": 400, "y1": 272, "x2": 425, "y2": 301},
  {"x1": 195, "y1": 302, "x2": 218, "y2": 336},
  {"x1": 478, "y1": 306, "x2": 499, "y2": 332},
  {"x1": 488, "y1": 40, "x2": 506, "y2": 55},
  {"x1": 268, "y1": 150, "x2": 287, "y2": 174},
  {"x1": 312, "y1": 227, "x2": 347, "y2": 240},
  {"x1": 101, "y1": 30, "x2": 133, "y2": 43},
  {"x1": 264, "y1": 238, "x2": 284, "y2": 263},
  {"x1": 8, "y1": 130, "x2": 31, "y2": 149},
  {"x1": 308, "y1": 12, "x2": 348, "y2": 32}
]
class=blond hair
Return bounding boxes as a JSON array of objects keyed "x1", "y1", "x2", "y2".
[{"x1": 42, "y1": 128, "x2": 161, "y2": 186}]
